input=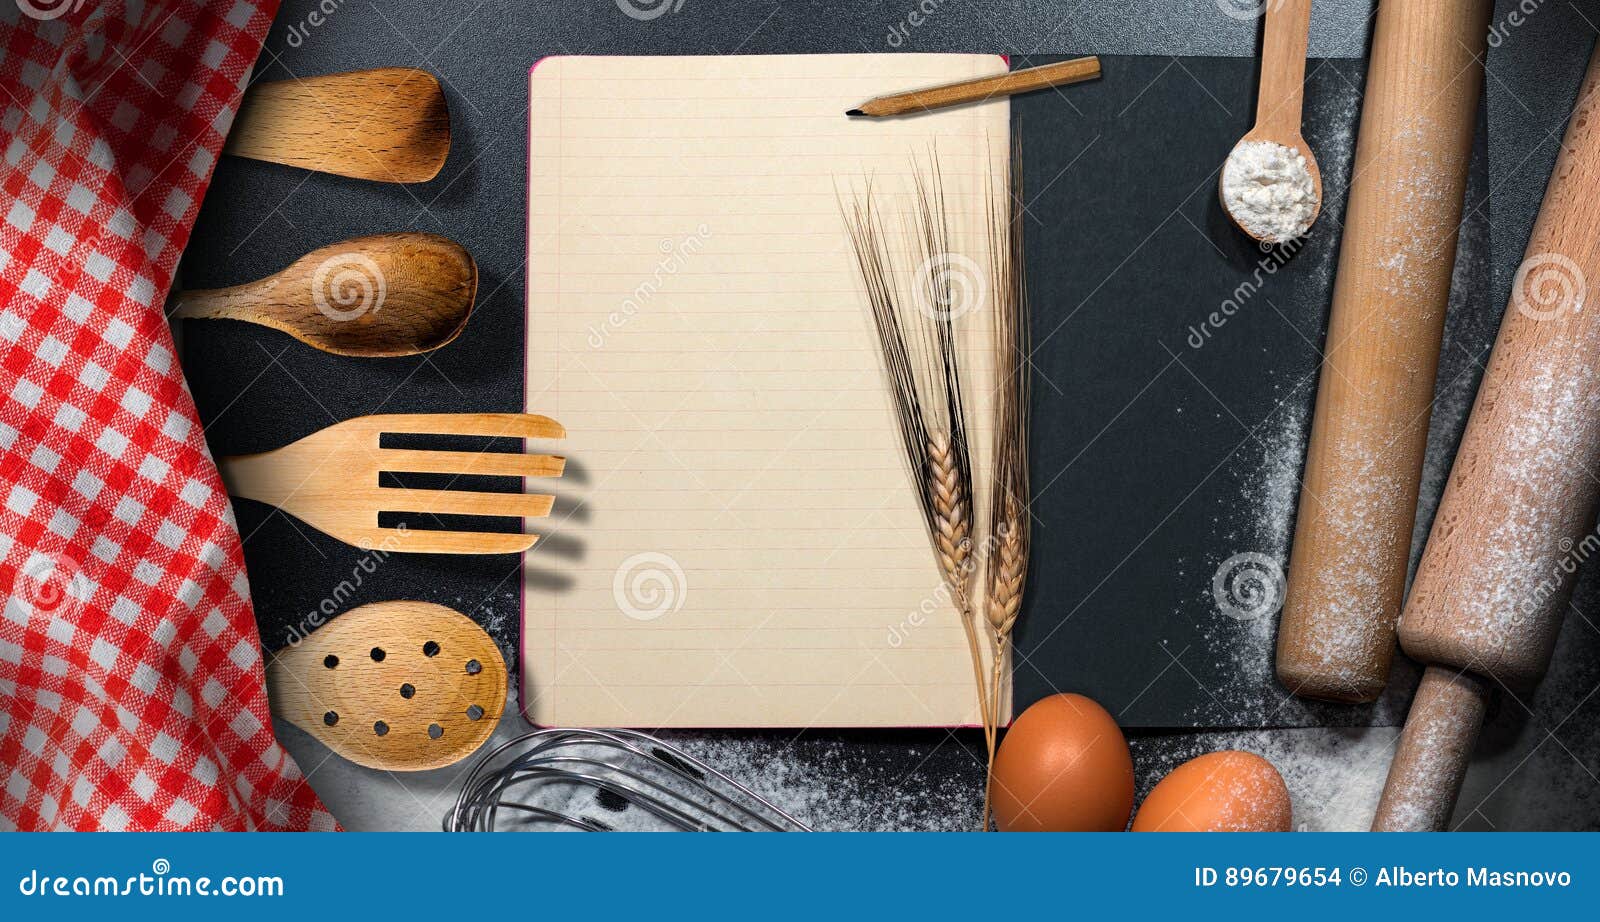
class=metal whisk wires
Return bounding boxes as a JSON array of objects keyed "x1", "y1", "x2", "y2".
[{"x1": 444, "y1": 728, "x2": 811, "y2": 832}]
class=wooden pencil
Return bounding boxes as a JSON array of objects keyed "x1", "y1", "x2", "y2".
[{"x1": 846, "y1": 56, "x2": 1100, "y2": 118}]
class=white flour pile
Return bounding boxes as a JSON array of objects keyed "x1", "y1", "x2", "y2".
[{"x1": 1222, "y1": 140, "x2": 1319, "y2": 243}]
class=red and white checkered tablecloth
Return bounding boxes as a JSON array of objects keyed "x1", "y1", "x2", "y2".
[{"x1": 0, "y1": 0, "x2": 334, "y2": 830}]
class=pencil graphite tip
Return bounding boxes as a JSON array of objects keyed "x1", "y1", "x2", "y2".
[{"x1": 845, "y1": 108, "x2": 866, "y2": 117}]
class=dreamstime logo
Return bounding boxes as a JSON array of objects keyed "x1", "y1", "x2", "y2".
[
  {"x1": 16, "y1": 0, "x2": 86, "y2": 21},
  {"x1": 612, "y1": 552, "x2": 687, "y2": 621},
  {"x1": 1487, "y1": 0, "x2": 1551, "y2": 47},
  {"x1": 16, "y1": 553, "x2": 89, "y2": 619},
  {"x1": 1499, "y1": 526, "x2": 1600, "y2": 648},
  {"x1": 1186, "y1": 235, "x2": 1303, "y2": 349},
  {"x1": 587, "y1": 224, "x2": 711, "y2": 348},
  {"x1": 885, "y1": 0, "x2": 944, "y2": 47},
  {"x1": 915, "y1": 252, "x2": 987, "y2": 321},
  {"x1": 615, "y1": 0, "x2": 686, "y2": 21},
  {"x1": 886, "y1": 522, "x2": 1013, "y2": 646},
  {"x1": 283, "y1": 526, "x2": 408, "y2": 647},
  {"x1": 18, "y1": 857, "x2": 285, "y2": 898},
  {"x1": 1215, "y1": 0, "x2": 1281, "y2": 21},
  {"x1": 1211, "y1": 551, "x2": 1285, "y2": 621},
  {"x1": 282, "y1": 0, "x2": 348, "y2": 47},
  {"x1": 312, "y1": 254, "x2": 387, "y2": 322},
  {"x1": 1512, "y1": 252, "x2": 1586, "y2": 321}
]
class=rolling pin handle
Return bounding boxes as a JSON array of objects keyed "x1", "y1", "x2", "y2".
[{"x1": 1371, "y1": 666, "x2": 1490, "y2": 831}]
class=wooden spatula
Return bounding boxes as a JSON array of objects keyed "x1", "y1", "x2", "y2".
[
  {"x1": 172, "y1": 233, "x2": 476, "y2": 357},
  {"x1": 268, "y1": 600, "x2": 506, "y2": 771},
  {"x1": 226, "y1": 67, "x2": 451, "y2": 183},
  {"x1": 219, "y1": 413, "x2": 566, "y2": 555}
]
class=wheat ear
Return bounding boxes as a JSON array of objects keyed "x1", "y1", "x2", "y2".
[
  {"x1": 928, "y1": 430, "x2": 973, "y2": 594},
  {"x1": 928, "y1": 429, "x2": 989, "y2": 747},
  {"x1": 842, "y1": 158, "x2": 997, "y2": 831}
]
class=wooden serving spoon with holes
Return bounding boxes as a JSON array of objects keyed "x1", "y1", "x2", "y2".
[
  {"x1": 267, "y1": 601, "x2": 507, "y2": 772},
  {"x1": 171, "y1": 233, "x2": 476, "y2": 357},
  {"x1": 226, "y1": 67, "x2": 451, "y2": 183}
]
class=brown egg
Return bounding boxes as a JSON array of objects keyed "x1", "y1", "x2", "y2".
[
  {"x1": 1132, "y1": 750, "x2": 1292, "y2": 832},
  {"x1": 991, "y1": 693, "x2": 1135, "y2": 832}
]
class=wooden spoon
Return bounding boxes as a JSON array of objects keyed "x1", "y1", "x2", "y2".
[
  {"x1": 172, "y1": 233, "x2": 476, "y2": 357},
  {"x1": 267, "y1": 601, "x2": 507, "y2": 772},
  {"x1": 1219, "y1": 0, "x2": 1322, "y2": 243},
  {"x1": 226, "y1": 67, "x2": 450, "y2": 183}
]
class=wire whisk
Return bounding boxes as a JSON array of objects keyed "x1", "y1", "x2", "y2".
[{"x1": 443, "y1": 728, "x2": 812, "y2": 831}]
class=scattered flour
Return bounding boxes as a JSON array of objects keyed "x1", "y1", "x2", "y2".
[
  {"x1": 663, "y1": 734, "x2": 982, "y2": 831},
  {"x1": 490, "y1": 732, "x2": 985, "y2": 832},
  {"x1": 1408, "y1": 169, "x2": 1493, "y2": 581},
  {"x1": 1221, "y1": 140, "x2": 1320, "y2": 243},
  {"x1": 1189, "y1": 379, "x2": 1313, "y2": 725},
  {"x1": 1192, "y1": 80, "x2": 1487, "y2": 726},
  {"x1": 1289, "y1": 437, "x2": 1407, "y2": 692},
  {"x1": 1131, "y1": 727, "x2": 1396, "y2": 831},
  {"x1": 1410, "y1": 361, "x2": 1600, "y2": 673}
]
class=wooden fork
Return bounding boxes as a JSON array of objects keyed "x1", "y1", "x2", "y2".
[{"x1": 219, "y1": 413, "x2": 565, "y2": 555}]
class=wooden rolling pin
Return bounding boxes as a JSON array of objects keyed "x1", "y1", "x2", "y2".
[
  {"x1": 1373, "y1": 45, "x2": 1600, "y2": 831},
  {"x1": 1276, "y1": 0, "x2": 1491, "y2": 702}
]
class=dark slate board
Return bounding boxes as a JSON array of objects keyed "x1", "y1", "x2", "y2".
[
  {"x1": 1006, "y1": 54, "x2": 1491, "y2": 727},
  {"x1": 185, "y1": 45, "x2": 1498, "y2": 728},
  {"x1": 1484, "y1": 2, "x2": 1600, "y2": 313}
]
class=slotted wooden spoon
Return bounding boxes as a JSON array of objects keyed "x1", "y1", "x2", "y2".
[
  {"x1": 226, "y1": 67, "x2": 451, "y2": 182},
  {"x1": 268, "y1": 601, "x2": 506, "y2": 771},
  {"x1": 171, "y1": 233, "x2": 476, "y2": 357},
  {"x1": 218, "y1": 413, "x2": 566, "y2": 555}
]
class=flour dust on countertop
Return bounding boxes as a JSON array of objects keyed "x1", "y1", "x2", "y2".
[
  {"x1": 1186, "y1": 83, "x2": 1494, "y2": 729},
  {"x1": 506, "y1": 730, "x2": 988, "y2": 832},
  {"x1": 1178, "y1": 71, "x2": 1361, "y2": 727},
  {"x1": 1407, "y1": 124, "x2": 1496, "y2": 582},
  {"x1": 1188, "y1": 375, "x2": 1320, "y2": 725},
  {"x1": 1130, "y1": 727, "x2": 1397, "y2": 831}
]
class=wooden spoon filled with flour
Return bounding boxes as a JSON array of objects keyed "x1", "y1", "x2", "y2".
[{"x1": 1219, "y1": 0, "x2": 1321, "y2": 244}]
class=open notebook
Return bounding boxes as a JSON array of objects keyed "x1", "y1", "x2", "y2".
[{"x1": 524, "y1": 54, "x2": 1009, "y2": 728}]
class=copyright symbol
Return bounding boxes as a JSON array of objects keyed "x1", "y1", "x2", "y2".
[{"x1": 1349, "y1": 867, "x2": 1367, "y2": 886}]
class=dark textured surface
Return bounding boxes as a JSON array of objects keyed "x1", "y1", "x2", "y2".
[
  {"x1": 1485, "y1": 0, "x2": 1600, "y2": 310},
  {"x1": 183, "y1": 3, "x2": 1388, "y2": 669},
  {"x1": 191, "y1": 49, "x2": 1440, "y2": 727},
  {"x1": 183, "y1": 0, "x2": 1600, "y2": 829},
  {"x1": 1010, "y1": 54, "x2": 1446, "y2": 728}
]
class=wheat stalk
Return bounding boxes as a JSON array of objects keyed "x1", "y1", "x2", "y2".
[
  {"x1": 980, "y1": 137, "x2": 1031, "y2": 829},
  {"x1": 843, "y1": 148, "x2": 1030, "y2": 831},
  {"x1": 843, "y1": 163, "x2": 992, "y2": 786}
]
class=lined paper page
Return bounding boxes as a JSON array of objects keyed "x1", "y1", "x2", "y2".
[{"x1": 525, "y1": 54, "x2": 1009, "y2": 727}]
